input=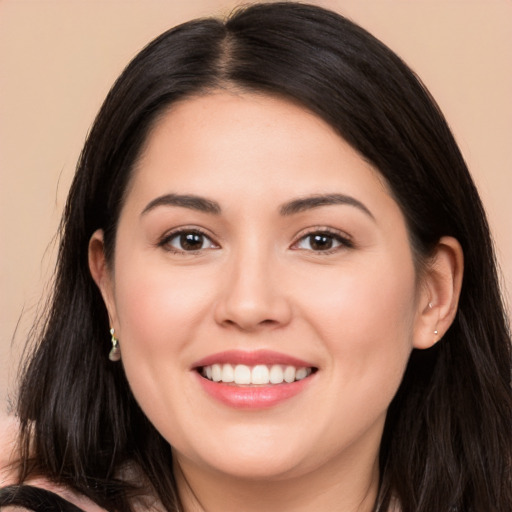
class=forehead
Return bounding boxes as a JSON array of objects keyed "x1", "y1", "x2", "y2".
[
  {"x1": 116, "y1": 92, "x2": 406, "y2": 238},
  {"x1": 125, "y1": 91, "x2": 395, "y2": 219}
]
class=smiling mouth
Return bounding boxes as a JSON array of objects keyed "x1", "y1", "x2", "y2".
[{"x1": 198, "y1": 364, "x2": 317, "y2": 386}]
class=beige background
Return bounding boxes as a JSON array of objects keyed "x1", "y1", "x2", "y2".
[{"x1": 1, "y1": 0, "x2": 511, "y2": 417}]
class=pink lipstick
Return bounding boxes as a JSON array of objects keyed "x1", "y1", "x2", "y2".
[{"x1": 192, "y1": 350, "x2": 317, "y2": 409}]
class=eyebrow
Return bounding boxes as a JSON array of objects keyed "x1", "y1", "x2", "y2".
[
  {"x1": 140, "y1": 192, "x2": 374, "y2": 220},
  {"x1": 141, "y1": 194, "x2": 221, "y2": 216},
  {"x1": 279, "y1": 193, "x2": 375, "y2": 220}
]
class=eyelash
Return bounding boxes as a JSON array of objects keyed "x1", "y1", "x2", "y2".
[{"x1": 158, "y1": 227, "x2": 353, "y2": 255}]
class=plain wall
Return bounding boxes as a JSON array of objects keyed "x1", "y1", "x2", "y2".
[{"x1": 1, "y1": 0, "x2": 511, "y2": 417}]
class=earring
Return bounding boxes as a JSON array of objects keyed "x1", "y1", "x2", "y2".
[
  {"x1": 434, "y1": 330, "x2": 438, "y2": 336},
  {"x1": 109, "y1": 327, "x2": 121, "y2": 362}
]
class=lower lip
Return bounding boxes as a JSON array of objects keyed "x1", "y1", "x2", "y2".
[{"x1": 195, "y1": 372, "x2": 315, "y2": 409}]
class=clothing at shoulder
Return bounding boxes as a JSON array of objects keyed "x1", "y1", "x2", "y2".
[
  {"x1": 0, "y1": 415, "x2": 106, "y2": 512},
  {"x1": 0, "y1": 485, "x2": 86, "y2": 511}
]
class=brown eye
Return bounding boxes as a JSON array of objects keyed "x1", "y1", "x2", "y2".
[
  {"x1": 294, "y1": 231, "x2": 352, "y2": 252},
  {"x1": 164, "y1": 230, "x2": 217, "y2": 252},
  {"x1": 180, "y1": 232, "x2": 205, "y2": 251},
  {"x1": 308, "y1": 234, "x2": 334, "y2": 251}
]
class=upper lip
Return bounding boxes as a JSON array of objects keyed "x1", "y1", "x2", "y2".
[{"x1": 192, "y1": 349, "x2": 316, "y2": 369}]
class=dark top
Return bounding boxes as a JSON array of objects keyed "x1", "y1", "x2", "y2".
[{"x1": 0, "y1": 485, "x2": 86, "y2": 511}]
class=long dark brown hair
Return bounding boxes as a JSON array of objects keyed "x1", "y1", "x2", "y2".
[{"x1": 13, "y1": 3, "x2": 511, "y2": 511}]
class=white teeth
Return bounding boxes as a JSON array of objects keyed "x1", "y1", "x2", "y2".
[
  {"x1": 295, "y1": 367, "x2": 308, "y2": 380},
  {"x1": 251, "y1": 365, "x2": 270, "y2": 385},
  {"x1": 284, "y1": 365, "x2": 296, "y2": 383},
  {"x1": 201, "y1": 363, "x2": 313, "y2": 385},
  {"x1": 212, "y1": 364, "x2": 222, "y2": 382},
  {"x1": 234, "y1": 364, "x2": 252, "y2": 384},
  {"x1": 222, "y1": 363, "x2": 234, "y2": 383},
  {"x1": 269, "y1": 365, "x2": 284, "y2": 384}
]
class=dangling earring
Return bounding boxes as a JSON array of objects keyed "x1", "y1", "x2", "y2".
[{"x1": 109, "y1": 327, "x2": 121, "y2": 362}]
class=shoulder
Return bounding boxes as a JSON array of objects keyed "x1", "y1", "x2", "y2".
[
  {"x1": 0, "y1": 414, "x2": 18, "y2": 487},
  {"x1": 0, "y1": 415, "x2": 106, "y2": 512},
  {"x1": 1, "y1": 416, "x2": 162, "y2": 511},
  {"x1": 0, "y1": 485, "x2": 88, "y2": 511}
]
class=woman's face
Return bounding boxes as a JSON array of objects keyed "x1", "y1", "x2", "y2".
[{"x1": 95, "y1": 92, "x2": 432, "y2": 484}]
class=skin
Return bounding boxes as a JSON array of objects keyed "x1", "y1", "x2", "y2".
[{"x1": 89, "y1": 91, "x2": 463, "y2": 512}]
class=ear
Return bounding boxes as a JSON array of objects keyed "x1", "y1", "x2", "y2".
[
  {"x1": 88, "y1": 229, "x2": 118, "y2": 330},
  {"x1": 413, "y1": 236, "x2": 464, "y2": 350}
]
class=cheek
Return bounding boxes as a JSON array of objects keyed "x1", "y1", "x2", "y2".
[
  {"x1": 111, "y1": 252, "x2": 218, "y2": 371},
  {"x1": 109, "y1": 256, "x2": 217, "y2": 442},
  {"x1": 301, "y1": 254, "x2": 417, "y2": 336},
  {"x1": 299, "y1": 254, "x2": 417, "y2": 398}
]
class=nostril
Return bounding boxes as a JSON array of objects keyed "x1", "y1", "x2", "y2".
[{"x1": 220, "y1": 317, "x2": 280, "y2": 331}]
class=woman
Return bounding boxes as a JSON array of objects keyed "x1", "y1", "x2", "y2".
[{"x1": 1, "y1": 2, "x2": 510, "y2": 511}]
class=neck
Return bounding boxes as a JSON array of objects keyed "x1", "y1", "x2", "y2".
[{"x1": 174, "y1": 446, "x2": 380, "y2": 512}]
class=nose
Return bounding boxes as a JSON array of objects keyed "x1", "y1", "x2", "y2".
[{"x1": 214, "y1": 248, "x2": 293, "y2": 332}]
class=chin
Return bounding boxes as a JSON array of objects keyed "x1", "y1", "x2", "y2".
[
  {"x1": 175, "y1": 431, "x2": 316, "y2": 482},
  {"x1": 204, "y1": 453, "x2": 310, "y2": 482}
]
